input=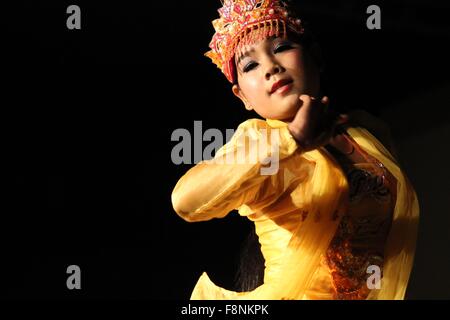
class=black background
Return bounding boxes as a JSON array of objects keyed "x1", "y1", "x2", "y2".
[{"x1": 2, "y1": 0, "x2": 450, "y2": 299}]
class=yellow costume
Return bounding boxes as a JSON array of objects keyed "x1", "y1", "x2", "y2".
[{"x1": 171, "y1": 118, "x2": 419, "y2": 300}]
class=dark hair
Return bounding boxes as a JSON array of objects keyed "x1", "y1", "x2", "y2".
[{"x1": 234, "y1": 224, "x2": 265, "y2": 292}]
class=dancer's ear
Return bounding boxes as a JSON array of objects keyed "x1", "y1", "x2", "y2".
[{"x1": 232, "y1": 84, "x2": 253, "y2": 111}]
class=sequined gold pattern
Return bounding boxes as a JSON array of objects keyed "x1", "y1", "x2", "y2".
[
  {"x1": 326, "y1": 215, "x2": 390, "y2": 299},
  {"x1": 325, "y1": 135, "x2": 395, "y2": 299}
]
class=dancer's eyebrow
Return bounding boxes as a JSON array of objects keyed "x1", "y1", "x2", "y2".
[
  {"x1": 236, "y1": 35, "x2": 279, "y2": 66},
  {"x1": 236, "y1": 49, "x2": 254, "y2": 66}
]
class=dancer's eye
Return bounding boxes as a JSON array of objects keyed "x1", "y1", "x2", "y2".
[
  {"x1": 243, "y1": 61, "x2": 258, "y2": 73},
  {"x1": 274, "y1": 42, "x2": 293, "y2": 53}
]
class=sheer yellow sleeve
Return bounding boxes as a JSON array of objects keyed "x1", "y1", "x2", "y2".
[{"x1": 171, "y1": 119, "x2": 300, "y2": 222}]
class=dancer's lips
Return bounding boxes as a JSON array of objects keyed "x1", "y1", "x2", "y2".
[{"x1": 270, "y1": 79, "x2": 293, "y2": 94}]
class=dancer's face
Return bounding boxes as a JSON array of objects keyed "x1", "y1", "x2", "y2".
[{"x1": 232, "y1": 34, "x2": 320, "y2": 122}]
